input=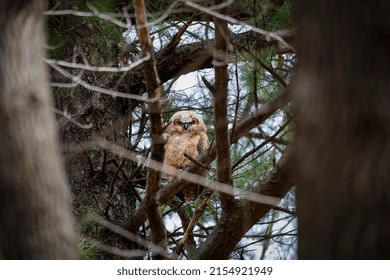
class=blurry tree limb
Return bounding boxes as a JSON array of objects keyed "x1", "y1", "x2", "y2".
[{"x1": 0, "y1": 0, "x2": 78, "y2": 259}]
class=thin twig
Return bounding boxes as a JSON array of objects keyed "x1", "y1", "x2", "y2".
[
  {"x1": 173, "y1": 191, "x2": 214, "y2": 256},
  {"x1": 101, "y1": 158, "x2": 127, "y2": 215},
  {"x1": 272, "y1": 206, "x2": 296, "y2": 216},
  {"x1": 183, "y1": 153, "x2": 215, "y2": 173},
  {"x1": 232, "y1": 119, "x2": 291, "y2": 170}
]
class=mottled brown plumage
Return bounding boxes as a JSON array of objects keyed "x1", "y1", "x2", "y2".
[{"x1": 163, "y1": 111, "x2": 209, "y2": 202}]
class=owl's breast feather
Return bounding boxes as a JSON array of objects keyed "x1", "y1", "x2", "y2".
[{"x1": 164, "y1": 134, "x2": 200, "y2": 167}]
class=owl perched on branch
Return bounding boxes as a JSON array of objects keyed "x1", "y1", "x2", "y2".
[{"x1": 163, "y1": 111, "x2": 209, "y2": 202}]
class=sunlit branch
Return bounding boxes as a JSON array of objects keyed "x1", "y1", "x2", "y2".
[
  {"x1": 44, "y1": 6, "x2": 132, "y2": 29},
  {"x1": 45, "y1": 53, "x2": 150, "y2": 73},
  {"x1": 47, "y1": 62, "x2": 152, "y2": 102},
  {"x1": 51, "y1": 108, "x2": 93, "y2": 130}
]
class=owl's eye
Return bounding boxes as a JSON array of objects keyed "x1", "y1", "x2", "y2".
[
  {"x1": 173, "y1": 119, "x2": 181, "y2": 126},
  {"x1": 192, "y1": 118, "x2": 199, "y2": 124}
]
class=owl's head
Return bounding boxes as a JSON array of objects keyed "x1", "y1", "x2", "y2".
[{"x1": 166, "y1": 111, "x2": 207, "y2": 135}]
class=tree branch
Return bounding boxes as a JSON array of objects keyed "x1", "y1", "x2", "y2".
[
  {"x1": 212, "y1": 0, "x2": 234, "y2": 210},
  {"x1": 134, "y1": 0, "x2": 166, "y2": 258},
  {"x1": 173, "y1": 191, "x2": 214, "y2": 257}
]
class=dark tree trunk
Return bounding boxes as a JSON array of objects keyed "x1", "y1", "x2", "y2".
[
  {"x1": 294, "y1": 0, "x2": 390, "y2": 259},
  {"x1": 0, "y1": 0, "x2": 79, "y2": 259}
]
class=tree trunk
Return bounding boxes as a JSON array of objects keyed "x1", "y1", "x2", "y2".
[
  {"x1": 0, "y1": 0, "x2": 79, "y2": 259},
  {"x1": 294, "y1": 0, "x2": 390, "y2": 259}
]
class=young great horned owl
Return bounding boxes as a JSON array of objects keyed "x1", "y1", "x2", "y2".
[{"x1": 163, "y1": 111, "x2": 209, "y2": 202}]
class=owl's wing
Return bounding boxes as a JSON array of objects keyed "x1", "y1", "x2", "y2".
[
  {"x1": 179, "y1": 133, "x2": 209, "y2": 202},
  {"x1": 197, "y1": 133, "x2": 209, "y2": 155}
]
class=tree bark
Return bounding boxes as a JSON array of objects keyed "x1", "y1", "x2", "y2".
[
  {"x1": 0, "y1": 0, "x2": 78, "y2": 259},
  {"x1": 294, "y1": 0, "x2": 390, "y2": 259}
]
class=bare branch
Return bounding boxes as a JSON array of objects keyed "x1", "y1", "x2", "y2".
[
  {"x1": 173, "y1": 191, "x2": 214, "y2": 257},
  {"x1": 121, "y1": 29, "x2": 296, "y2": 97},
  {"x1": 48, "y1": 62, "x2": 153, "y2": 102},
  {"x1": 44, "y1": 7, "x2": 132, "y2": 29},
  {"x1": 51, "y1": 108, "x2": 93, "y2": 129},
  {"x1": 45, "y1": 54, "x2": 151, "y2": 73}
]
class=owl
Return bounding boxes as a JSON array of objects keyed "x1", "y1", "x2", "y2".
[{"x1": 163, "y1": 110, "x2": 209, "y2": 202}]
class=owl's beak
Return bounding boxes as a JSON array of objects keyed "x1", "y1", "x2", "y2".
[{"x1": 182, "y1": 122, "x2": 190, "y2": 131}]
